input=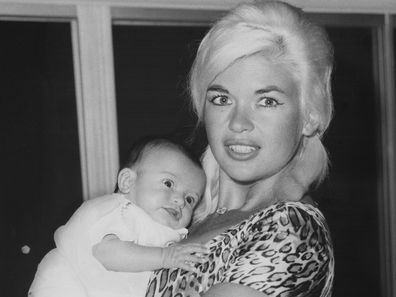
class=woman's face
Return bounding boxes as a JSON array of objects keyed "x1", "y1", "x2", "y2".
[{"x1": 204, "y1": 54, "x2": 304, "y2": 184}]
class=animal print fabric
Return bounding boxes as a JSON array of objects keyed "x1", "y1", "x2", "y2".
[{"x1": 145, "y1": 202, "x2": 334, "y2": 297}]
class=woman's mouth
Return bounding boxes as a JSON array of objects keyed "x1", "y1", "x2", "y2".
[
  {"x1": 228, "y1": 144, "x2": 257, "y2": 153},
  {"x1": 225, "y1": 143, "x2": 260, "y2": 160}
]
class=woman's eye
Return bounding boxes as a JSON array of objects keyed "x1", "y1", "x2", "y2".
[
  {"x1": 185, "y1": 196, "x2": 195, "y2": 205},
  {"x1": 163, "y1": 179, "x2": 174, "y2": 188},
  {"x1": 210, "y1": 95, "x2": 231, "y2": 106},
  {"x1": 258, "y1": 97, "x2": 282, "y2": 107}
]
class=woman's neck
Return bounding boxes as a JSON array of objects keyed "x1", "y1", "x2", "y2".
[{"x1": 217, "y1": 169, "x2": 279, "y2": 212}]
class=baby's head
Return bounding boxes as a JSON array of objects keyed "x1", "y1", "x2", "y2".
[{"x1": 116, "y1": 136, "x2": 206, "y2": 229}]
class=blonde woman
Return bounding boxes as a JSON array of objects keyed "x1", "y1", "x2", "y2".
[{"x1": 146, "y1": 1, "x2": 334, "y2": 297}]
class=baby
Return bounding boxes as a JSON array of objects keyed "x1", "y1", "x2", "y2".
[{"x1": 29, "y1": 136, "x2": 207, "y2": 297}]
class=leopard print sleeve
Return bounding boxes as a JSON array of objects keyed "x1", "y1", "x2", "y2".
[
  {"x1": 145, "y1": 202, "x2": 334, "y2": 297},
  {"x1": 223, "y1": 202, "x2": 334, "y2": 297}
]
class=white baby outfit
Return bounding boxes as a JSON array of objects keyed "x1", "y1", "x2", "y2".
[{"x1": 29, "y1": 194, "x2": 187, "y2": 297}]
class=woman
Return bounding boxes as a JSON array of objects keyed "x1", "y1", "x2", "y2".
[{"x1": 146, "y1": 1, "x2": 334, "y2": 296}]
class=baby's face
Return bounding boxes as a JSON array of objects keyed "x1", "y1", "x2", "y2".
[{"x1": 130, "y1": 146, "x2": 205, "y2": 229}]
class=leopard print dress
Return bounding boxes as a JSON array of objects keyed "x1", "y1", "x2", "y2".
[{"x1": 145, "y1": 201, "x2": 334, "y2": 297}]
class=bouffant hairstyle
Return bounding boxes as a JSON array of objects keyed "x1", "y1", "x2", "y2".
[{"x1": 190, "y1": 1, "x2": 334, "y2": 223}]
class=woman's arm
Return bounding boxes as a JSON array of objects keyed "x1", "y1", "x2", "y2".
[
  {"x1": 201, "y1": 284, "x2": 268, "y2": 297},
  {"x1": 92, "y1": 234, "x2": 207, "y2": 272},
  {"x1": 220, "y1": 203, "x2": 334, "y2": 296}
]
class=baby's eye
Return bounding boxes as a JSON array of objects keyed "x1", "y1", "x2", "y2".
[
  {"x1": 185, "y1": 195, "x2": 196, "y2": 205},
  {"x1": 163, "y1": 179, "x2": 174, "y2": 188}
]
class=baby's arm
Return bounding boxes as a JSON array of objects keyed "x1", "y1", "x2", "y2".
[{"x1": 92, "y1": 234, "x2": 207, "y2": 272}]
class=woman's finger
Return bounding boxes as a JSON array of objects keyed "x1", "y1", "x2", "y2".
[
  {"x1": 181, "y1": 244, "x2": 209, "y2": 254},
  {"x1": 178, "y1": 261, "x2": 198, "y2": 272},
  {"x1": 177, "y1": 250, "x2": 208, "y2": 262},
  {"x1": 180, "y1": 254, "x2": 207, "y2": 264}
]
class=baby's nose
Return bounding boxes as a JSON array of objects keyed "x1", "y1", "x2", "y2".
[{"x1": 172, "y1": 193, "x2": 185, "y2": 208}]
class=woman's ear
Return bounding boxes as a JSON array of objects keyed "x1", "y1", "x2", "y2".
[
  {"x1": 302, "y1": 113, "x2": 320, "y2": 137},
  {"x1": 117, "y1": 168, "x2": 137, "y2": 194}
]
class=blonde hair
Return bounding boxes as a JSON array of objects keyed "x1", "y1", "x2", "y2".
[{"x1": 190, "y1": 1, "x2": 334, "y2": 223}]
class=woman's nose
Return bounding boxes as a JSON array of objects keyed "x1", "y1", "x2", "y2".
[{"x1": 228, "y1": 105, "x2": 254, "y2": 133}]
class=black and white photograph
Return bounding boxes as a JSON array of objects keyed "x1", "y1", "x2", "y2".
[{"x1": 2, "y1": 0, "x2": 396, "y2": 296}]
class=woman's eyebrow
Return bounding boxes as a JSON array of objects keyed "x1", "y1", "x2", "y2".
[
  {"x1": 207, "y1": 85, "x2": 229, "y2": 93},
  {"x1": 255, "y1": 86, "x2": 285, "y2": 94}
]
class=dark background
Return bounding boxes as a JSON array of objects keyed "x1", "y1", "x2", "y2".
[
  {"x1": 2, "y1": 21, "x2": 381, "y2": 297},
  {"x1": 1, "y1": 22, "x2": 83, "y2": 297}
]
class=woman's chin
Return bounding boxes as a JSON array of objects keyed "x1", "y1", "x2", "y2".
[
  {"x1": 226, "y1": 168, "x2": 261, "y2": 185},
  {"x1": 223, "y1": 163, "x2": 280, "y2": 186}
]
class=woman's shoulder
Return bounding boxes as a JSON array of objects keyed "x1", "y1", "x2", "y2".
[
  {"x1": 216, "y1": 199, "x2": 334, "y2": 297},
  {"x1": 219, "y1": 199, "x2": 334, "y2": 296},
  {"x1": 226, "y1": 199, "x2": 333, "y2": 256},
  {"x1": 206, "y1": 199, "x2": 332, "y2": 246},
  {"x1": 250, "y1": 199, "x2": 330, "y2": 232}
]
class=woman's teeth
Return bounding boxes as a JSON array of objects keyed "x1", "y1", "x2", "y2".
[{"x1": 228, "y1": 145, "x2": 257, "y2": 153}]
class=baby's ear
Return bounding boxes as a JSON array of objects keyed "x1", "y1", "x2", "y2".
[
  {"x1": 302, "y1": 112, "x2": 320, "y2": 137},
  {"x1": 117, "y1": 168, "x2": 137, "y2": 194}
]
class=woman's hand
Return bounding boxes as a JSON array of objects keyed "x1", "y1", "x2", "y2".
[{"x1": 161, "y1": 243, "x2": 208, "y2": 272}]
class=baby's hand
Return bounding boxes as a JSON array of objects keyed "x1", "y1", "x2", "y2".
[{"x1": 161, "y1": 243, "x2": 208, "y2": 272}]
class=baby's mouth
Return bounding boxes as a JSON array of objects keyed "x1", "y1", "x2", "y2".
[{"x1": 164, "y1": 207, "x2": 181, "y2": 220}]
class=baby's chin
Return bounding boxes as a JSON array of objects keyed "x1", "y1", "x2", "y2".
[
  {"x1": 153, "y1": 215, "x2": 189, "y2": 230},
  {"x1": 167, "y1": 219, "x2": 190, "y2": 230}
]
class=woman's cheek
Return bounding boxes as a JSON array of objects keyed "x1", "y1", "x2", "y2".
[
  {"x1": 204, "y1": 107, "x2": 225, "y2": 137},
  {"x1": 279, "y1": 111, "x2": 304, "y2": 149}
]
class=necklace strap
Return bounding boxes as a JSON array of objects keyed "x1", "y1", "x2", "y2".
[{"x1": 216, "y1": 207, "x2": 228, "y2": 215}]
